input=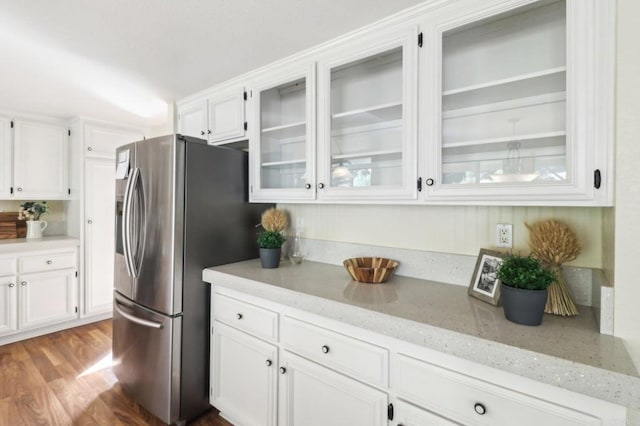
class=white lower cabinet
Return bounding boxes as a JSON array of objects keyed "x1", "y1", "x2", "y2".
[
  {"x1": 278, "y1": 351, "x2": 388, "y2": 426},
  {"x1": 211, "y1": 321, "x2": 278, "y2": 426},
  {"x1": 209, "y1": 287, "x2": 626, "y2": 426},
  {"x1": 18, "y1": 269, "x2": 77, "y2": 330},
  {"x1": 0, "y1": 248, "x2": 78, "y2": 339},
  {"x1": 394, "y1": 400, "x2": 461, "y2": 426},
  {"x1": 0, "y1": 275, "x2": 18, "y2": 335}
]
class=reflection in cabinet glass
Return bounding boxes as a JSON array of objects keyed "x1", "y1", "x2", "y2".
[
  {"x1": 329, "y1": 47, "x2": 404, "y2": 189},
  {"x1": 260, "y1": 78, "x2": 308, "y2": 190},
  {"x1": 440, "y1": 0, "x2": 567, "y2": 186}
]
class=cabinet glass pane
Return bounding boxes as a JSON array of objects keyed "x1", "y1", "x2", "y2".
[
  {"x1": 441, "y1": 0, "x2": 567, "y2": 185},
  {"x1": 330, "y1": 47, "x2": 403, "y2": 188},
  {"x1": 260, "y1": 78, "x2": 307, "y2": 189}
]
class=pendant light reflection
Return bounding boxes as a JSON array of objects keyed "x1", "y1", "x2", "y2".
[{"x1": 331, "y1": 162, "x2": 353, "y2": 187}]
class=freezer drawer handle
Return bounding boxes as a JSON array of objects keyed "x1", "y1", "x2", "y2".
[{"x1": 115, "y1": 300, "x2": 163, "y2": 329}]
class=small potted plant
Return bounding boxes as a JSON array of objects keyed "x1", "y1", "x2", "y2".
[
  {"x1": 18, "y1": 201, "x2": 50, "y2": 239},
  {"x1": 257, "y1": 208, "x2": 288, "y2": 269},
  {"x1": 496, "y1": 254, "x2": 555, "y2": 326}
]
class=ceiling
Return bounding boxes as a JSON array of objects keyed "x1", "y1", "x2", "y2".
[{"x1": 0, "y1": 0, "x2": 425, "y2": 128}]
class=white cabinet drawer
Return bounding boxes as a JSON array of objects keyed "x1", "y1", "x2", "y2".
[
  {"x1": 213, "y1": 292, "x2": 278, "y2": 342},
  {"x1": 281, "y1": 316, "x2": 389, "y2": 388},
  {"x1": 395, "y1": 353, "x2": 602, "y2": 426},
  {"x1": 0, "y1": 257, "x2": 16, "y2": 276},
  {"x1": 18, "y1": 251, "x2": 77, "y2": 274}
]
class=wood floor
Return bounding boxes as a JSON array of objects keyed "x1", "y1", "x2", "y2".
[{"x1": 0, "y1": 320, "x2": 232, "y2": 425}]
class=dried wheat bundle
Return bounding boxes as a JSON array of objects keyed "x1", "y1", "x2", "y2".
[
  {"x1": 261, "y1": 208, "x2": 288, "y2": 232},
  {"x1": 526, "y1": 220, "x2": 581, "y2": 316}
]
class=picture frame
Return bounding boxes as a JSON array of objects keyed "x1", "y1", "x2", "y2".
[{"x1": 468, "y1": 249, "x2": 505, "y2": 306}]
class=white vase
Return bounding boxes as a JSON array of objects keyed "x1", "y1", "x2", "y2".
[{"x1": 26, "y1": 220, "x2": 47, "y2": 239}]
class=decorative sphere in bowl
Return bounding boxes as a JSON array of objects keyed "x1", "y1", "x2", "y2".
[{"x1": 343, "y1": 257, "x2": 399, "y2": 284}]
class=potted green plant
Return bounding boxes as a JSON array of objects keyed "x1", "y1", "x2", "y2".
[
  {"x1": 257, "y1": 208, "x2": 288, "y2": 269},
  {"x1": 496, "y1": 254, "x2": 555, "y2": 326}
]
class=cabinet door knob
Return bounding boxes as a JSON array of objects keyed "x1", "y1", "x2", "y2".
[
  {"x1": 21, "y1": 281, "x2": 27, "y2": 286},
  {"x1": 321, "y1": 345, "x2": 330, "y2": 354},
  {"x1": 208, "y1": 130, "x2": 212, "y2": 134},
  {"x1": 46, "y1": 260, "x2": 53, "y2": 265},
  {"x1": 425, "y1": 178, "x2": 435, "y2": 186},
  {"x1": 17, "y1": 187, "x2": 22, "y2": 192},
  {"x1": 87, "y1": 147, "x2": 93, "y2": 151},
  {"x1": 236, "y1": 313, "x2": 243, "y2": 320},
  {"x1": 474, "y1": 403, "x2": 486, "y2": 415},
  {"x1": 87, "y1": 220, "x2": 93, "y2": 224},
  {"x1": 279, "y1": 367, "x2": 286, "y2": 374},
  {"x1": 305, "y1": 183, "x2": 311, "y2": 190},
  {"x1": 200, "y1": 131, "x2": 205, "y2": 135},
  {"x1": 265, "y1": 359, "x2": 272, "y2": 367},
  {"x1": 318, "y1": 183, "x2": 325, "y2": 189},
  {"x1": 8, "y1": 283, "x2": 15, "y2": 288}
]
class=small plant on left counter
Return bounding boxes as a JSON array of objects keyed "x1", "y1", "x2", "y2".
[
  {"x1": 257, "y1": 208, "x2": 288, "y2": 269},
  {"x1": 19, "y1": 201, "x2": 50, "y2": 239},
  {"x1": 18, "y1": 201, "x2": 50, "y2": 221}
]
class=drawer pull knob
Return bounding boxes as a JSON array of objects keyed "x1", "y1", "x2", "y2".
[
  {"x1": 236, "y1": 313, "x2": 243, "y2": 320},
  {"x1": 474, "y1": 403, "x2": 486, "y2": 415},
  {"x1": 21, "y1": 281, "x2": 27, "y2": 286},
  {"x1": 17, "y1": 187, "x2": 22, "y2": 192},
  {"x1": 279, "y1": 367, "x2": 286, "y2": 374},
  {"x1": 305, "y1": 183, "x2": 311, "y2": 189},
  {"x1": 318, "y1": 182, "x2": 325, "y2": 189},
  {"x1": 265, "y1": 359, "x2": 272, "y2": 367},
  {"x1": 46, "y1": 260, "x2": 53, "y2": 265},
  {"x1": 321, "y1": 345, "x2": 330, "y2": 354},
  {"x1": 8, "y1": 283, "x2": 15, "y2": 288},
  {"x1": 87, "y1": 147, "x2": 93, "y2": 151}
]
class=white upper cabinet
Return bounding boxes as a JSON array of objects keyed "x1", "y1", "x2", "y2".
[
  {"x1": 421, "y1": 0, "x2": 614, "y2": 205},
  {"x1": 0, "y1": 117, "x2": 11, "y2": 198},
  {"x1": 84, "y1": 125, "x2": 141, "y2": 159},
  {"x1": 178, "y1": 99, "x2": 208, "y2": 139},
  {"x1": 317, "y1": 25, "x2": 418, "y2": 201},
  {"x1": 207, "y1": 85, "x2": 247, "y2": 144},
  {"x1": 249, "y1": 61, "x2": 316, "y2": 201},
  {"x1": 13, "y1": 119, "x2": 69, "y2": 199}
]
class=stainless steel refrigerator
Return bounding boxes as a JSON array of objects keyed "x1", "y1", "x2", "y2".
[{"x1": 112, "y1": 134, "x2": 268, "y2": 425}]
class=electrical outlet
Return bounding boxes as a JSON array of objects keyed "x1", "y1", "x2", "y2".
[{"x1": 496, "y1": 224, "x2": 513, "y2": 248}]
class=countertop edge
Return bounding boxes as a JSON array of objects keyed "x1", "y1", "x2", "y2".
[
  {"x1": 0, "y1": 236, "x2": 80, "y2": 254},
  {"x1": 203, "y1": 267, "x2": 640, "y2": 411}
]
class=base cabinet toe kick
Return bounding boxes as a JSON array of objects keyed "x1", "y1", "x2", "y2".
[{"x1": 207, "y1": 286, "x2": 626, "y2": 426}]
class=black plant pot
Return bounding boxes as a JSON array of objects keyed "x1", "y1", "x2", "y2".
[
  {"x1": 501, "y1": 283, "x2": 548, "y2": 326},
  {"x1": 259, "y1": 248, "x2": 281, "y2": 269}
]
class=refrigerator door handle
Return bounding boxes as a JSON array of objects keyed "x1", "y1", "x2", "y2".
[
  {"x1": 131, "y1": 168, "x2": 146, "y2": 279},
  {"x1": 122, "y1": 167, "x2": 138, "y2": 277},
  {"x1": 114, "y1": 299, "x2": 163, "y2": 329}
]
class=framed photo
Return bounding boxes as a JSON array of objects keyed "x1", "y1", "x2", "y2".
[{"x1": 468, "y1": 249, "x2": 505, "y2": 305}]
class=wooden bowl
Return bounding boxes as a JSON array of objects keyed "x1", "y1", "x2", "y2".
[{"x1": 343, "y1": 257, "x2": 399, "y2": 284}]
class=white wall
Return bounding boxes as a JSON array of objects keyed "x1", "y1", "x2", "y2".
[{"x1": 613, "y1": 0, "x2": 640, "y2": 369}]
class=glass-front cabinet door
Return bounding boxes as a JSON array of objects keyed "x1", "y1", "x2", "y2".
[
  {"x1": 317, "y1": 25, "x2": 418, "y2": 201},
  {"x1": 422, "y1": 0, "x2": 614, "y2": 205},
  {"x1": 249, "y1": 62, "x2": 316, "y2": 201}
]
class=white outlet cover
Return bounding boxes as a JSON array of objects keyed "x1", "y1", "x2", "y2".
[{"x1": 496, "y1": 224, "x2": 513, "y2": 248}]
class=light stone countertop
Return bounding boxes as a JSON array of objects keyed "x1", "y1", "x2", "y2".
[
  {"x1": 0, "y1": 236, "x2": 80, "y2": 254},
  {"x1": 203, "y1": 259, "x2": 640, "y2": 411}
]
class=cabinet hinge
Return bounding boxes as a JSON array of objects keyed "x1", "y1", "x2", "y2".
[
  {"x1": 388, "y1": 403, "x2": 394, "y2": 421},
  {"x1": 594, "y1": 169, "x2": 602, "y2": 189},
  {"x1": 75, "y1": 271, "x2": 78, "y2": 277},
  {"x1": 10, "y1": 187, "x2": 13, "y2": 195},
  {"x1": 68, "y1": 188, "x2": 71, "y2": 195},
  {"x1": 243, "y1": 91, "x2": 248, "y2": 101},
  {"x1": 244, "y1": 122, "x2": 248, "y2": 131},
  {"x1": 10, "y1": 121, "x2": 14, "y2": 129},
  {"x1": 417, "y1": 177, "x2": 422, "y2": 192},
  {"x1": 75, "y1": 307, "x2": 78, "y2": 313},
  {"x1": 250, "y1": 185, "x2": 253, "y2": 193},
  {"x1": 418, "y1": 32, "x2": 423, "y2": 48},
  {"x1": 68, "y1": 129, "x2": 71, "y2": 136}
]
